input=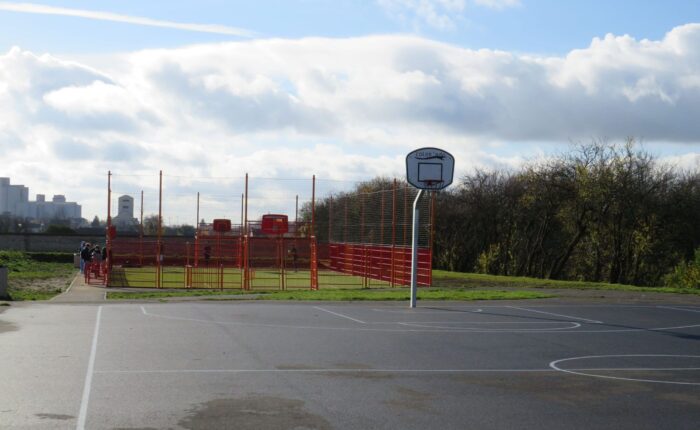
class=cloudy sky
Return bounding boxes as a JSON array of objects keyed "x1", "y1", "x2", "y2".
[{"x1": 1, "y1": 0, "x2": 699, "y2": 223}]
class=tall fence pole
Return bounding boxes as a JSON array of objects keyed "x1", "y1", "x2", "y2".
[
  {"x1": 410, "y1": 189, "x2": 424, "y2": 308},
  {"x1": 391, "y1": 179, "x2": 397, "y2": 287},
  {"x1": 157, "y1": 170, "x2": 163, "y2": 288},
  {"x1": 244, "y1": 173, "x2": 249, "y2": 290},
  {"x1": 106, "y1": 171, "x2": 112, "y2": 287},
  {"x1": 195, "y1": 192, "x2": 200, "y2": 268},
  {"x1": 240, "y1": 193, "x2": 244, "y2": 269},
  {"x1": 139, "y1": 190, "x2": 144, "y2": 266},
  {"x1": 311, "y1": 175, "x2": 319, "y2": 290},
  {"x1": 311, "y1": 175, "x2": 316, "y2": 237}
]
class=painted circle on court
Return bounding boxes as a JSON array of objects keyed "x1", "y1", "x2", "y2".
[
  {"x1": 397, "y1": 321, "x2": 581, "y2": 331},
  {"x1": 549, "y1": 354, "x2": 700, "y2": 385}
]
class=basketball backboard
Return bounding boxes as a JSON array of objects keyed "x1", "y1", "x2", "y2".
[{"x1": 406, "y1": 147, "x2": 455, "y2": 190}]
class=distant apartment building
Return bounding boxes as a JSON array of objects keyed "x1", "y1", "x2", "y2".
[{"x1": 0, "y1": 177, "x2": 81, "y2": 220}]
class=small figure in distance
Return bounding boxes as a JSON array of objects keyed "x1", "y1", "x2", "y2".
[
  {"x1": 80, "y1": 242, "x2": 92, "y2": 273},
  {"x1": 289, "y1": 245, "x2": 298, "y2": 272},
  {"x1": 204, "y1": 245, "x2": 211, "y2": 266},
  {"x1": 93, "y1": 245, "x2": 102, "y2": 263},
  {"x1": 79, "y1": 241, "x2": 86, "y2": 273}
]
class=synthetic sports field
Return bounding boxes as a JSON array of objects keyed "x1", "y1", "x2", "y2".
[
  {"x1": 1, "y1": 298, "x2": 699, "y2": 429},
  {"x1": 109, "y1": 267, "x2": 394, "y2": 289}
]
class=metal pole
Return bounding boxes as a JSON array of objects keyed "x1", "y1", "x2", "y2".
[
  {"x1": 158, "y1": 170, "x2": 163, "y2": 288},
  {"x1": 107, "y1": 171, "x2": 112, "y2": 230},
  {"x1": 410, "y1": 189, "x2": 424, "y2": 308},
  {"x1": 391, "y1": 179, "x2": 396, "y2": 287},
  {"x1": 295, "y1": 195, "x2": 298, "y2": 224},
  {"x1": 140, "y1": 190, "x2": 144, "y2": 266},
  {"x1": 195, "y1": 192, "x2": 200, "y2": 268},
  {"x1": 311, "y1": 175, "x2": 316, "y2": 237},
  {"x1": 106, "y1": 171, "x2": 112, "y2": 286},
  {"x1": 240, "y1": 193, "x2": 244, "y2": 269},
  {"x1": 244, "y1": 173, "x2": 249, "y2": 290}
]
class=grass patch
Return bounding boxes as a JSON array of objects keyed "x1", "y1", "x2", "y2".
[
  {"x1": 1, "y1": 251, "x2": 75, "y2": 301},
  {"x1": 431, "y1": 270, "x2": 700, "y2": 295},
  {"x1": 6, "y1": 289, "x2": 63, "y2": 301},
  {"x1": 107, "y1": 288, "x2": 552, "y2": 301},
  {"x1": 1, "y1": 251, "x2": 74, "y2": 279}
]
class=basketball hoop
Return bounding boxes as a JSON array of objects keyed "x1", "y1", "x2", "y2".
[{"x1": 406, "y1": 148, "x2": 454, "y2": 191}]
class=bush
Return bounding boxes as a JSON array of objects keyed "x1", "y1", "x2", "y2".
[
  {"x1": 664, "y1": 248, "x2": 700, "y2": 289},
  {"x1": 25, "y1": 252, "x2": 74, "y2": 263}
]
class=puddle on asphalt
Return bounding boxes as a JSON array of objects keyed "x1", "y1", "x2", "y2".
[
  {"x1": 384, "y1": 386, "x2": 435, "y2": 412},
  {"x1": 0, "y1": 315, "x2": 17, "y2": 334},
  {"x1": 35, "y1": 413, "x2": 74, "y2": 420},
  {"x1": 178, "y1": 396, "x2": 332, "y2": 430}
]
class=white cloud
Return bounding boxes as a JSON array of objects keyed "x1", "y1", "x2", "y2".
[
  {"x1": 377, "y1": 0, "x2": 519, "y2": 30},
  {"x1": 0, "y1": 2, "x2": 255, "y2": 37},
  {"x1": 378, "y1": 0, "x2": 466, "y2": 30},
  {"x1": 2, "y1": 24, "x2": 700, "y2": 220},
  {"x1": 473, "y1": 0, "x2": 520, "y2": 10}
]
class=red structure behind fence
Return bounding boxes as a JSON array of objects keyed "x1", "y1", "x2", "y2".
[{"x1": 106, "y1": 173, "x2": 434, "y2": 290}]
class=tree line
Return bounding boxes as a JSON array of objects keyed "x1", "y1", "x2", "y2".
[
  {"x1": 303, "y1": 140, "x2": 698, "y2": 287},
  {"x1": 433, "y1": 140, "x2": 699, "y2": 286}
]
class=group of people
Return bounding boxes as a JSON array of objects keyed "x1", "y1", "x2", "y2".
[{"x1": 79, "y1": 241, "x2": 107, "y2": 274}]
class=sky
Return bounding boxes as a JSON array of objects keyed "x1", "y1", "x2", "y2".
[{"x1": 0, "y1": 0, "x2": 699, "y2": 223}]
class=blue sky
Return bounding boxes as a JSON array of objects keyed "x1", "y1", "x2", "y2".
[
  {"x1": 0, "y1": 1, "x2": 699, "y2": 221},
  {"x1": 2, "y1": 1, "x2": 699, "y2": 54}
]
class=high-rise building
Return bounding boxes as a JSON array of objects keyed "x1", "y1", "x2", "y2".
[{"x1": 0, "y1": 177, "x2": 81, "y2": 220}]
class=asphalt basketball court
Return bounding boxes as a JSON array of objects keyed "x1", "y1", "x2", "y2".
[{"x1": 1, "y1": 299, "x2": 699, "y2": 429}]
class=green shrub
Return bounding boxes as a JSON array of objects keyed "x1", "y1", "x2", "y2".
[
  {"x1": 25, "y1": 252, "x2": 74, "y2": 263},
  {"x1": 664, "y1": 248, "x2": 700, "y2": 289}
]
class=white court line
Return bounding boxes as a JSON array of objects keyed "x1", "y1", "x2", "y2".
[
  {"x1": 658, "y1": 306, "x2": 700, "y2": 314},
  {"x1": 95, "y1": 368, "x2": 555, "y2": 374},
  {"x1": 50, "y1": 272, "x2": 81, "y2": 301},
  {"x1": 93, "y1": 367, "x2": 700, "y2": 375},
  {"x1": 508, "y1": 306, "x2": 602, "y2": 324},
  {"x1": 76, "y1": 305, "x2": 103, "y2": 430},
  {"x1": 139, "y1": 305, "x2": 700, "y2": 333},
  {"x1": 398, "y1": 321, "x2": 581, "y2": 331},
  {"x1": 550, "y1": 354, "x2": 700, "y2": 386},
  {"x1": 313, "y1": 306, "x2": 366, "y2": 324},
  {"x1": 372, "y1": 308, "x2": 483, "y2": 314}
]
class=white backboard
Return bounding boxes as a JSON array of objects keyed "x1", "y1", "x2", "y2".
[{"x1": 406, "y1": 147, "x2": 455, "y2": 190}]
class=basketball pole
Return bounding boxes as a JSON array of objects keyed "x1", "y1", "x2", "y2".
[{"x1": 409, "y1": 189, "x2": 424, "y2": 308}]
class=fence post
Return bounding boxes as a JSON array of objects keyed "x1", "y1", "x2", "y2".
[
  {"x1": 391, "y1": 179, "x2": 396, "y2": 287},
  {"x1": 0, "y1": 266, "x2": 8, "y2": 300}
]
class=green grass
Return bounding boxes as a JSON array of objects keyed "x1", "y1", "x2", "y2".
[
  {"x1": 1, "y1": 251, "x2": 75, "y2": 301},
  {"x1": 102, "y1": 265, "x2": 700, "y2": 301},
  {"x1": 0, "y1": 251, "x2": 74, "y2": 279},
  {"x1": 431, "y1": 270, "x2": 700, "y2": 295},
  {"x1": 110, "y1": 267, "x2": 391, "y2": 289},
  {"x1": 107, "y1": 288, "x2": 553, "y2": 301},
  {"x1": 6, "y1": 289, "x2": 63, "y2": 301}
]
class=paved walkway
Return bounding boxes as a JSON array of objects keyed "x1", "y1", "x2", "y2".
[{"x1": 51, "y1": 273, "x2": 106, "y2": 303}]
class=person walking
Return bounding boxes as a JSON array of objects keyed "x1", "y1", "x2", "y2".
[
  {"x1": 80, "y1": 242, "x2": 92, "y2": 276},
  {"x1": 79, "y1": 241, "x2": 86, "y2": 273}
]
